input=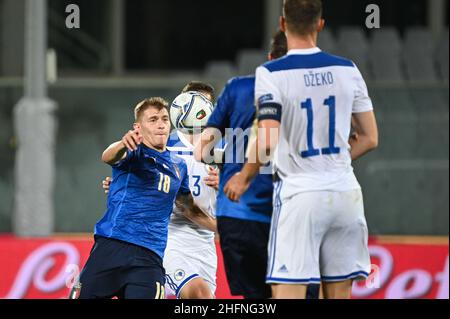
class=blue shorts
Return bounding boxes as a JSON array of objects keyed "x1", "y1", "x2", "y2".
[
  {"x1": 77, "y1": 236, "x2": 165, "y2": 299},
  {"x1": 217, "y1": 216, "x2": 272, "y2": 299},
  {"x1": 218, "y1": 217, "x2": 320, "y2": 299}
]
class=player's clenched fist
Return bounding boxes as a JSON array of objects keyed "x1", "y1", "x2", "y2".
[
  {"x1": 121, "y1": 129, "x2": 143, "y2": 151},
  {"x1": 224, "y1": 172, "x2": 250, "y2": 202}
]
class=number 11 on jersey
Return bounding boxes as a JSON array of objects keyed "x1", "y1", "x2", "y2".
[{"x1": 300, "y1": 95, "x2": 341, "y2": 158}]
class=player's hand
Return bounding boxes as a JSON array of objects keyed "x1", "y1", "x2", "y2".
[
  {"x1": 102, "y1": 177, "x2": 112, "y2": 194},
  {"x1": 121, "y1": 128, "x2": 143, "y2": 151},
  {"x1": 224, "y1": 172, "x2": 250, "y2": 202},
  {"x1": 204, "y1": 166, "x2": 219, "y2": 190}
]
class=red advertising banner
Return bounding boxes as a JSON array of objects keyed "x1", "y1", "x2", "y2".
[
  {"x1": 353, "y1": 237, "x2": 448, "y2": 299},
  {"x1": 0, "y1": 235, "x2": 447, "y2": 299}
]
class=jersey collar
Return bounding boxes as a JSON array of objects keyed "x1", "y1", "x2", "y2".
[{"x1": 287, "y1": 47, "x2": 322, "y2": 55}]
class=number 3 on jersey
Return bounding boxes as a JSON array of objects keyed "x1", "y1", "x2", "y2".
[
  {"x1": 192, "y1": 175, "x2": 201, "y2": 197},
  {"x1": 301, "y1": 95, "x2": 340, "y2": 158},
  {"x1": 158, "y1": 172, "x2": 171, "y2": 193}
]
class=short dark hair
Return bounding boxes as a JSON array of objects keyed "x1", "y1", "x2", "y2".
[
  {"x1": 182, "y1": 81, "x2": 215, "y2": 101},
  {"x1": 283, "y1": 0, "x2": 323, "y2": 36},
  {"x1": 134, "y1": 97, "x2": 169, "y2": 121},
  {"x1": 270, "y1": 30, "x2": 288, "y2": 59}
]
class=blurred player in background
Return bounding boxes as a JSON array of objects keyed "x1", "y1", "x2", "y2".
[
  {"x1": 77, "y1": 98, "x2": 216, "y2": 299},
  {"x1": 195, "y1": 31, "x2": 319, "y2": 299},
  {"x1": 103, "y1": 82, "x2": 221, "y2": 299},
  {"x1": 224, "y1": 0, "x2": 379, "y2": 299}
]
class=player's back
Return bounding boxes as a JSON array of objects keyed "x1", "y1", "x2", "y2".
[
  {"x1": 256, "y1": 48, "x2": 373, "y2": 197},
  {"x1": 207, "y1": 76, "x2": 274, "y2": 223}
]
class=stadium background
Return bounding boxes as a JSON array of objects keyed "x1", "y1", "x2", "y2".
[{"x1": 0, "y1": 0, "x2": 448, "y2": 299}]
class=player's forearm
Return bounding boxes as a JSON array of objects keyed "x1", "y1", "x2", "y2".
[
  {"x1": 240, "y1": 161, "x2": 263, "y2": 186},
  {"x1": 239, "y1": 129, "x2": 276, "y2": 183},
  {"x1": 186, "y1": 211, "x2": 217, "y2": 233},
  {"x1": 102, "y1": 141, "x2": 127, "y2": 165},
  {"x1": 177, "y1": 200, "x2": 217, "y2": 232},
  {"x1": 350, "y1": 135, "x2": 378, "y2": 161},
  {"x1": 350, "y1": 111, "x2": 378, "y2": 161},
  {"x1": 258, "y1": 120, "x2": 280, "y2": 165},
  {"x1": 176, "y1": 193, "x2": 217, "y2": 232}
]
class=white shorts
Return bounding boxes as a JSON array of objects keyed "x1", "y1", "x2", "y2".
[
  {"x1": 266, "y1": 184, "x2": 371, "y2": 285},
  {"x1": 164, "y1": 237, "x2": 217, "y2": 298}
]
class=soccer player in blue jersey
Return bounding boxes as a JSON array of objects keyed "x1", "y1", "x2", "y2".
[
  {"x1": 193, "y1": 31, "x2": 316, "y2": 299},
  {"x1": 102, "y1": 84, "x2": 222, "y2": 300},
  {"x1": 77, "y1": 97, "x2": 216, "y2": 299}
]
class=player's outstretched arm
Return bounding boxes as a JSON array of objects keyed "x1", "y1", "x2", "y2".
[
  {"x1": 102, "y1": 129, "x2": 143, "y2": 165},
  {"x1": 350, "y1": 111, "x2": 379, "y2": 161},
  {"x1": 175, "y1": 192, "x2": 217, "y2": 233}
]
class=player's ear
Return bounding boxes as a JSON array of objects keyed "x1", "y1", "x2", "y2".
[
  {"x1": 133, "y1": 122, "x2": 141, "y2": 130},
  {"x1": 317, "y1": 19, "x2": 325, "y2": 32},
  {"x1": 279, "y1": 16, "x2": 286, "y2": 33}
]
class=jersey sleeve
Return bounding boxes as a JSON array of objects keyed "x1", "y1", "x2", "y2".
[
  {"x1": 206, "y1": 79, "x2": 232, "y2": 134},
  {"x1": 255, "y1": 66, "x2": 283, "y2": 122},
  {"x1": 112, "y1": 149, "x2": 136, "y2": 169},
  {"x1": 352, "y1": 66, "x2": 374, "y2": 113}
]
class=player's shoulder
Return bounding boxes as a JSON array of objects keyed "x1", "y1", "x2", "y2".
[
  {"x1": 316, "y1": 51, "x2": 356, "y2": 68},
  {"x1": 261, "y1": 51, "x2": 356, "y2": 73},
  {"x1": 169, "y1": 151, "x2": 188, "y2": 170},
  {"x1": 167, "y1": 132, "x2": 194, "y2": 158},
  {"x1": 167, "y1": 131, "x2": 182, "y2": 148},
  {"x1": 167, "y1": 131, "x2": 190, "y2": 150},
  {"x1": 225, "y1": 75, "x2": 255, "y2": 92},
  {"x1": 164, "y1": 135, "x2": 187, "y2": 162},
  {"x1": 220, "y1": 76, "x2": 255, "y2": 105},
  {"x1": 260, "y1": 54, "x2": 291, "y2": 72}
]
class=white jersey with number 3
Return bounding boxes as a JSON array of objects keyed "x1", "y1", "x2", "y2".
[
  {"x1": 256, "y1": 47, "x2": 373, "y2": 198},
  {"x1": 164, "y1": 131, "x2": 219, "y2": 297},
  {"x1": 167, "y1": 131, "x2": 217, "y2": 245}
]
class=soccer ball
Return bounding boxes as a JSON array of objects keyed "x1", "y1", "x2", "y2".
[{"x1": 170, "y1": 91, "x2": 213, "y2": 132}]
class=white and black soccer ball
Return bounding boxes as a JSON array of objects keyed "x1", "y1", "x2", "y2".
[{"x1": 170, "y1": 91, "x2": 213, "y2": 133}]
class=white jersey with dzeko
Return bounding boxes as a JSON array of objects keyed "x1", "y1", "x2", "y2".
[
  {"x1": 164, "y1": 131, "x2": 220, "y2": 298},
  {"x1": 256, "y1": 47, "x2": 372, "y2": 285}
]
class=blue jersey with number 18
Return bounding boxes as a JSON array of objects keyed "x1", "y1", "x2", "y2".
[{"x1": 95, "y1": 143, "x2": 190, "y2": 259}]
